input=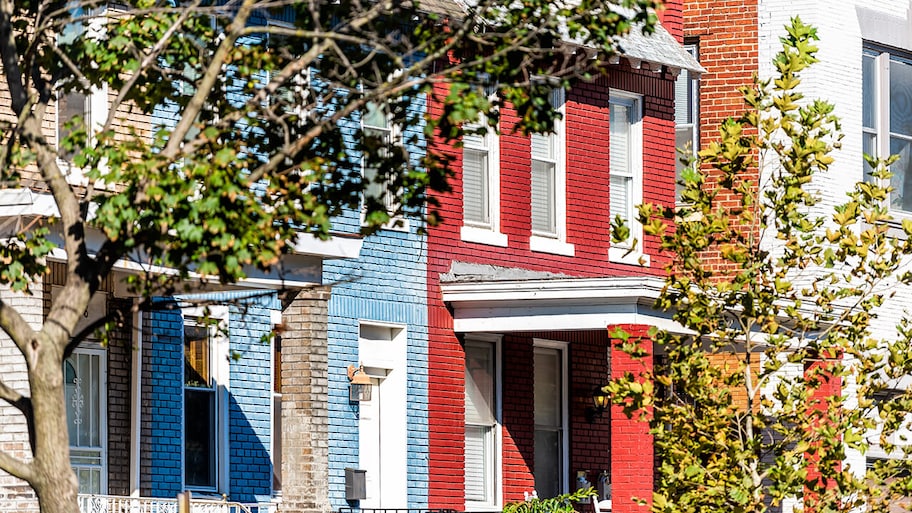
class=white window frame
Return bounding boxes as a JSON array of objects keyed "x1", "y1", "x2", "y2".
[
  {"x1": 361, "y1": 100, "x2": 410, "y2": 231},
  {"x1": 608, "y1": 91, "x2": 649, "y2": 266},
  {"x1": 66, "y1": 345, "x2": 108, "y2": 495},
  {"x1": 530, "y1": 88, "x2": 575, "y2": 256},
  {"x1": 461, "y1": 105, "x2": 508, "y2": 247},
  {"x1": 464, "y1": 334, "x2": 503, "y2": 512},
  {"x1": 675, "y1": 43, "x2": 699, "y2": 204},
  {"x1": 862, "y1": 44, "x2": 912, "y2": 219},
  {"x1": 532, "y1": 339, "x2": 570, "y2": 498},
  {"x1": 181, "y1": 305, "x2": 230, "y2": 496}
]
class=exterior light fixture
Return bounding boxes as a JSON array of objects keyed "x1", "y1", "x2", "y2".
[
  {"x1": 586, "y1": 386, "x2": 610, "y2": 422},
  {"x1": 347, "y1": 364, "x2": 372, "y2": 402}
]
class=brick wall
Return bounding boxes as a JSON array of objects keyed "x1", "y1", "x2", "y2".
[
  {"x1": 322, "y1": 93, "x2": 430, "y2": 509},
  {"x1": 427, "y1": 61, "x2": 678, "y2": 508},
  {"x1": 609, "y1": 324, "x2": 653, "y2": 513},
  {"x1": 501, "y1": 334, "x2": 535, "y2": 502},
  {"x1": 107, "y1": 297, "x2": 133, "y2": 497},
  {"x1": 279, "y1": 287, "x2": 331, "y2": 513}
]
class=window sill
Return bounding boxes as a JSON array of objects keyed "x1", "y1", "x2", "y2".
[
  {"x1": 464, "y1": 503, "x2": 502, "y2": 513},
  {"x1": 461, "y1": 225, "x2": 509, "y2": 247},
  {"x1": 529, "y1": 235, "x2": 575, "y2": 256},
  {"x1": 609, "y1": 246, "x2": 650, "y2": 266}
]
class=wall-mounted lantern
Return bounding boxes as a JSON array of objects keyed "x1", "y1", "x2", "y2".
[{"x1": 347, "y1": 364, "x2": 372, "y2": 402}]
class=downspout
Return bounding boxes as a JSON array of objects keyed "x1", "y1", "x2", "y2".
[{"x1": 129, "y1": 305, "x2": 143, "y2": 496}]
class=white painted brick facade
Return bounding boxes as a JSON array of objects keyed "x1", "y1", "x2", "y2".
[{"x1": 0, "y1": 284, "x2": 43, "y2": 512}]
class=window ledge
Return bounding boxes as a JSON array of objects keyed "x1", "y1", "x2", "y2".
[
  {"x1": 529, "y1": 235, "x2": 575, "y2": 256},
  {"x1": 461, "y1": 225, "x2": 509, "y2": 247},
  {"x1": 464, "y1": 504, "x2": 502, "y2": 513},
  {"x1": 609, "y1": 246, "x2": 650, "y2": 266}
]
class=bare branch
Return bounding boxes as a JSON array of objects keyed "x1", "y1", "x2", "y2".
[
  {"x1": 0, "y1": 447, "x2": 34, "y2": 483},
  {"x1": 0, "y1": 379, "x2": 30, "y2": 414},
  {"x1": 0, "y1": 0, "x2": 28, "y2": 114},
  {"x1": 0, "y1": 299, "x2": 38, "y2": 365}
]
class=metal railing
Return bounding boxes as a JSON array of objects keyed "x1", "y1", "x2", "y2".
[{"x1": 77, "y1": 494, "x2": 277, "y2": 513}]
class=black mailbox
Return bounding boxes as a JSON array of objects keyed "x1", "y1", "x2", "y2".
[{"x1": 345, "y1": 468, "x2": 367, "y2": 501}]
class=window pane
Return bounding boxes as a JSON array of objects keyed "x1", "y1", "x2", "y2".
[
  {"x1": 463, "y1": 148, "x2": 490, "y2": 225},
  {"x1": 534, "y1": 429, "x2": 562, "y2": 499},
  {"x1": 465, "y1": 343, "x2": 495, "y2": 425},
  {"x1": 890, "y1": 57, "x2": 912, "y2": 138},
  {"x1": 534, "y1": 350, "x2": 562, "y2": 428},
  {"x1": 465, "y1": 425, "x2": 491, "y2": 502},
  {"x1": 184, "y1": 325, "x2": 211, "y2": 388},
  {"x1": 890, "y1": 136, "x2": 912, "y2": 212},
  {"x1": 675, "y1": 68, "x2": 692, "y2": 126},
  {"x1": 610, "y1": 103, "x2": 631, "y2": 178},
  {"x1": 531, "y1": 132, "x2": 554, "y2": 161},
  {"x1": 863, "y1": 131, "x2": 877, "y2": 180},
  {"x1": 185, "y1": 389, "x2": 216, "y2": 488},
  {"x1": 610, "y1": 175, "x2": 631, "y2": 225},
  {"x1": 58, "y1": 91, "x2": 87, "y2": 160},
  {"x1": 863, "y1": 52, "x2": 876, "y2": 130},
  {"x1": 531, "y1": 160, "x2": 556, "y2": 235},
  {"x1": 363, "y1": 101, "x2": 388, "y2": 129}
]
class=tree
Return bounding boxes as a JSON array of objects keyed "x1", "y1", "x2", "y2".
[
  {"x1": 0, "y1": 0, "x2": 659, "y2": 512},
  {"x1": 609, "y1": 16, "x2": 912, "y2": 513}
]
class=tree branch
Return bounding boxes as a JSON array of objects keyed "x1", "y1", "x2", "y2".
[
  {"x1": 0, "y1": 379, "x2": 30, "y2": 415},
  {"x1": 0, "y1": 0, "x2": 28, "y2": 115},
  {"x1": 0, "y1": 299, "x2": 38, "y2": 366},
  {"x1": 0, "y1": 447, "x2": 34, "y2": 483}
]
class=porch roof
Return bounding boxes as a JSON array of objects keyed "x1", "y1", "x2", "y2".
[{"x1": 440, "y1": 263, "x2": 689, "y2": 334}]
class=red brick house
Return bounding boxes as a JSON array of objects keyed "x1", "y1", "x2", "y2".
[{"x1": 424, "y1": 4, "x2": 703, "y2": 512}]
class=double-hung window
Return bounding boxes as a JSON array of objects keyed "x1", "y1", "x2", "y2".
[
  {"x1": 362, "y1": 101, "x2": 407, "y2": 229},
  {"x1": 530, "y1": 89, "x2": 574, "y2": 256},
  {"x1": 608, "y1": 91, "x2": 647, "y2": 265},
  {"x1": 462, "y1": 111, "x2": 507, "y2": 246},
  {"x1": 863, "y1": 45, "x2": 912, "y2": 214},
  {"x1": 464, "y1": 337, "x2": 501, "y2": 510},
  {"x1": 675, "y1": 44, "x2": 699, "y2": 201},
  {"x1": 183, "y1": 308, "x2": 229, "y2": 493}
]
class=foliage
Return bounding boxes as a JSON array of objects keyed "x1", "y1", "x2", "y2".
[
  {"x1": 503, "y1": 487, "x2": 597, "y2": 513},
  {"x1": 0, "y1": 0, "x2": 659, "y2": 512},
  {"x1": 609, "y1": 16, "x2": 912, "y2": 513}
]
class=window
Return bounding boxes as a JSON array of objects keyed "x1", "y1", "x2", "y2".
[
  {"x1": 182, "y1": 309, "x2": 229, "y2": 493},
  {"x1": 675, "y1": 44, "x2": 699, "y2": 201},
  {"x1": 530, "y1": 89, "x2": 574, "y2": 256},
  {"x1": 462, "y1": 113, "x2": 508, "y2": 247},
  {"x1": 533, "y1": 342, "x2": 568, "y2": 498},
  {"x1": 65, "y1": 349, "x2": 107, "y2": 494},
  {"x1": 863, "y1": 45, "x2": 912, "y2": 215},
  {"x1": 608, "y1": 92, "x2": 647, "y2": 265},
  {"x1": 362, "y1": 101, "x2": 408, "y2": 230},
  {"x1": 465, "y1": 337, "x2": 501, "y2": 510}
]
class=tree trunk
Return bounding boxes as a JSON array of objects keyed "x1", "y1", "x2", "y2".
[{"x1": 30, "y1": 333, "x2": 80, "y2": 513}]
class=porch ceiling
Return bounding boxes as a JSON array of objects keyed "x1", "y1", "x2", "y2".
[{"x1": 441, "y1": 274, "x2": 689, "y2": 333}]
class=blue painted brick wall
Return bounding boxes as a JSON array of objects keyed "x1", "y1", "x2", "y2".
[
  {"x1": 145, "y1": 293, "x2": 278, "y2": 502},
  {"x1": 324, "y1": 95, "x2": 429, "y2": 509}
]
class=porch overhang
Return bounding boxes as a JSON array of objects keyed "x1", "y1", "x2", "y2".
[{"x1": 441, "y1": 274, "x2": 688, "y2": 334}]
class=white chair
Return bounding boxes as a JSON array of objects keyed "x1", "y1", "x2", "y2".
[{"x1": 593, "y1": 499, "x2": 612, "y2": 513}]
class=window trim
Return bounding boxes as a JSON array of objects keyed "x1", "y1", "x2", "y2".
[
  {"x1": 608, "y1": 91, "x2": 649, "y2": 266},
  {"x1": 530, "y1": 88, "x2": 575, "y2": 256},
  {"x1": 464, "y1": 334, "x2": 503, "y2": 512},
  {"x1": 181, "y1": 305, "x2": 230, "y2": 495},
  {"x1": 461, "y1": 109, "x2": 508, "y2": 247},
  {"x1": 66, "y1": 346, "x2": 108, "y2": 495}
]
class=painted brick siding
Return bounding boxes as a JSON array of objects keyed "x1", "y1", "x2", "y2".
[
  {"x1": 142, "y1": 303, "x2": 184, "y2": 497},
  {"x1": 322, "y1": 91, "x2": 429, "y2": 509},
  {"x1": 427, "y1": 62, "x2": 678, "y2": 509},
  {"x1": 609, "y1": 325, "x2": 653, "y2": 513},
  {"x1": 107, "y1": 297, "x2": 134, "y2": 497},
  {"x1": 0, "y1": 285, "x2": 43, "y2": 513},
  {"x1": 228, "y1": 293, "x2": 280, "y2": 503}
]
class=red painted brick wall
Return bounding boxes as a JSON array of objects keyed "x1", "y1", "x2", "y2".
[
  {"x1": 659, "y1": 0, "x2": 684, "y2": 42},
  {"x1": 609, "y1": 324, "x2": 654, "y2": 513},
  {"x1": 426, "y1": 58, "x2": 678, "y2": 509}
]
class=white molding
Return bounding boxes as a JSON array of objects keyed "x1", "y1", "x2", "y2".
[
  {"x1": 609, "y1": 90, "x2": 646, "y2": 264},
  {"x1": 532, "y1": 340, "x2": 570, "y2": 494},
  {"x1": 461, "y1": 225, "x2": 509, "y2": 247},
  {"x1": 463, "y1": 335, "x2": 503, "y2": 511},
  {"x1": 129, "y1": 306, "x2": 142, "y2": 497},
  {"x1": 529, "y1": 235, "x2": 575, "y2": 256},
  {"x1": 608, "y1": 246, "x2": 651, "y2": 266},
  {"x1": 441, "y1": 275, "x2": 666, "y2": 302}
]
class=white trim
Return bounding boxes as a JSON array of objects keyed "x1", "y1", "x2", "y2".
[
  {"x1": 360, "y1": 100, "x2": 410, "y2": 232},
  {"x1": 129, "y1": 305, "x2": 142, "y2": 497},
  {"x1": 461, "y1": 225, "x2": 509, "y2": 247},
  {"x1": 533, "y1": 340, "x2": 570, "y2": 495},
  {"x1": 608, "y1": 90, "x2": 646, "y2": 265},
  {"x1": 529, "y1": 236, "x2": 575, "y2": 256},
  {"x1": 463, "y1": 334, "x2": 503, "y2": 512},
  {"x1": 441, "y1": 276, "x2": 666, "y2": 302},
  {"x1": 67, "y1": 346, "x2": 108, "y2": 494}
]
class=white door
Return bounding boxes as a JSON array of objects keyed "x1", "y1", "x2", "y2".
[
  {"x1": 359, "y1": 377, "x2": 383, "y2": 506},
  {"x1": 65, "y1": 349, "x2": 107, "y2": 494}
]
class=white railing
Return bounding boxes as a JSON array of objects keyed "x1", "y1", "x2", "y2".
[{"x1": 77, "y1": 494, "x2": 277, "y2": 513}]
